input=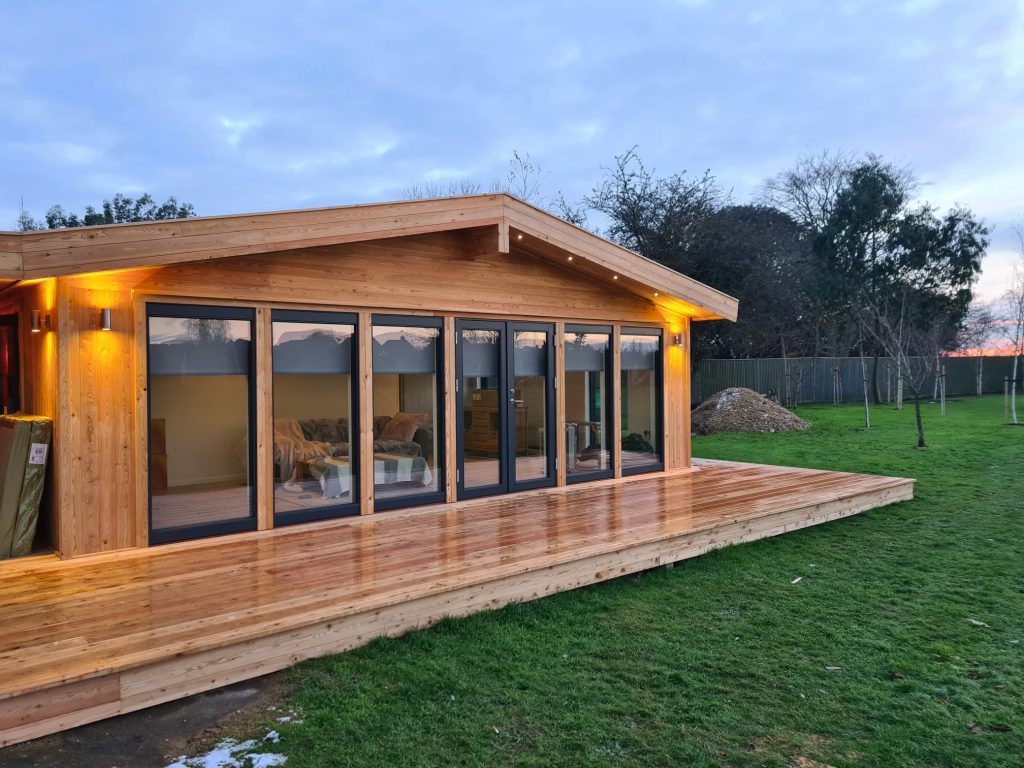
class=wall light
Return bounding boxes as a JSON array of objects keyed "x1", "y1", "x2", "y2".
[
  {"x1": 100, "y1": 308, "x2": 112, "y2": 331},
  {"x1": 516, "y1": 233, "x2": 523, "y2": 240},
  {"x1": 30, "y1": 310, "x2": 50, "y2": 333},
  {"x1": 673, "y1": 333, "x2": 685, "y2": 348},
  {"x1": 567, "y1": 255, "x2": 574, "y2": 262},
  {"x1": 612, "y1": 274, "x2": 619, "y2": 280}
]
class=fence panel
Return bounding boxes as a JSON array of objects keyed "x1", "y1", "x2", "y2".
[{"x1": 691, "y1": 355, "x2": 1018, "y2": 406}]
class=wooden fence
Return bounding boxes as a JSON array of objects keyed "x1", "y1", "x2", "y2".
[{"x1": 691, "y1": 355, "x2": 1019, "y2": 406}]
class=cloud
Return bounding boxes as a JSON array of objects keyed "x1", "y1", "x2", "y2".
[
  {"x1": 219, "y1": 117, "x2": 261, "y2": 148},
  {"x1": 255, "y1": 131, "x2": 400, "y2": 175},
  {"x1": 13, "y1": 140, "x2": 100, "y2": 166}
]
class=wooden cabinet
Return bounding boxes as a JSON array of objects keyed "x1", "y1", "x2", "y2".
[{"x1": 465, "y1": 405, "x2": 528, "y2": 454}]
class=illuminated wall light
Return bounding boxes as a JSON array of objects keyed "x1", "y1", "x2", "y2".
[
  {"x1": 516, "y1": 233, "x2": 523, "y2": 240},
  {"x1": 612, "y1": 274, "x2": 619, "y2": 280},
  {"x1": 673, "y1": 334, "x2": 685, "y2": 348},
  {"x1": 30, "y1": 310, "x2": 51, "y2": 333},
  {"x1": 567, "y1": 255, "x2": 574, "y2": 262},
  {"x1": 653, "y1": 292, "x2": 659, "y2": 297},
  {"x1": 100, "y1": 308, "x2": 112, "y2": 331}
]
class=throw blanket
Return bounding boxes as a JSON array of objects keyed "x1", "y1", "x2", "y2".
[
  {"x1": 275, "y1": 418, "x2": 332, "y2": 482},
  {"x1": 373, "y1": 452, "x2": 432, "y2": 488},
  {"x1": 309, "y1": 456, "x2": 352, "y2": 500}
]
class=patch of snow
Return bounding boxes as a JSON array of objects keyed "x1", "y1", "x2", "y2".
[{"x1": 164, "y1": 733, "x2": 287, "y2": 768}]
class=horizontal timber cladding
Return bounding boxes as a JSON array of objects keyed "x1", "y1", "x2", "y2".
[
  {"x1": 47, "y1": 230, "x2": 682, "y2": 558},
  {"x1": 17, "y1": 196, "x2": 508, "y2": 277},
  {"x1": 81, "y1": 231, "x2": 674, "y2": 324}
]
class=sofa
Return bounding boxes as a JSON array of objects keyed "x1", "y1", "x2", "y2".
[{"x1": 272, "y1": 414, "x2": 434, "y2": 483}]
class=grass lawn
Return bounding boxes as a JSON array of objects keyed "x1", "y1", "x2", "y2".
[{"x1": 252, "y1": 397, "x2": 1022, "y2": 767}]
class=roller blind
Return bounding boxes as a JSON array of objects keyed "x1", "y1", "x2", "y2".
[
  {"x1": 620, "y1": 335, "x2": 660, "y2": 371},
  {"x1": 273, "y1": 331, "x2": 353, "y2": 375}
]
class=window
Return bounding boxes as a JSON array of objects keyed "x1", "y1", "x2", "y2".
[
  {"x1": 620, "y1": 328, "x2": 663, "y2": 474},
  {"x1": 564, "y1": 325, "x2": 612, "y2": 481},
  {"x1": 372, "y1": 317, "x2": 444, "y2": 509},
  {"x1": 272, "y1": 310, "x2": 358, "y2": 524},
  {"x1": 147, "y1": 304, "x2": 256, "y2": 543}
]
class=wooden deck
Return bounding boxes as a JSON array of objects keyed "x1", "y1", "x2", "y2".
[{"x1": 0, "y1": 460, "x2": 913, "y2": 747}]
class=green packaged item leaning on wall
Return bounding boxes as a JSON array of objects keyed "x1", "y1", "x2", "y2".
[{"x1": 0, "y1": 415, "x2": 52, "y2": 559}]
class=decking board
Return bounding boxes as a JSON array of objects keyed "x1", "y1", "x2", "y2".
[{"x1": 0, "y1": 460, "x2": 913, "y2": 747}]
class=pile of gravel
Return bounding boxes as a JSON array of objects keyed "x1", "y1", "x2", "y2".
[{"x1": 691, "y1": 387, "x2": 811, "y2": 436}]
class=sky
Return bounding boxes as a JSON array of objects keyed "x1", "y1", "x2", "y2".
[{"x1": 1, "y1": 1, "x2": 1021, "y2": 300}]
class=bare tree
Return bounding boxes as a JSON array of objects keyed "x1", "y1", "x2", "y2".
[
  {"x1": 758, "y1": 149, "x2": 856, "y2": 232},
  {"x1": 860, "y1": 290, "x2": 954, "y2": 447},
  {"x1": 999, "y1": 229, "x2": 1024, "y2": 423},
  {"x1": 957, "y1": 301, "x2": 999, "y2": 396},
  {"x1": 398, "y1": 178, "x2": 484, "y2": 201},
  {"x1": 499, "y1": 150, "x2": 546, "y2": 204},
  {"x1": 398, "y1": 150, "x2": 547, "y2": 206}
]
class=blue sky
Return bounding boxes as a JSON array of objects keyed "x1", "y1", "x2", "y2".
[{"x1": 2, "y1": 1, "x2": 1021, "y2": 298}]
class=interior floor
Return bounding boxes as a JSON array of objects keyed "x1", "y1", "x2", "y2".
[{"x1": 151, "y1": 481, "x2": 251, "y2": 530}]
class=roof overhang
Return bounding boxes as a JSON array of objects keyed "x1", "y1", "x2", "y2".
[{"x1": 0, "y1": 194, "x2": 738, "y2": 322}]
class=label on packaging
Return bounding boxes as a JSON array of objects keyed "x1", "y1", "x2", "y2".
[{"x1": 29, "y1": 443, "x2": 49, "y2": 466}]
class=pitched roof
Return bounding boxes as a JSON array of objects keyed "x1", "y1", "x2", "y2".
[{"x1": 0, "y1": 194, "x2": 738, "y2": 321}]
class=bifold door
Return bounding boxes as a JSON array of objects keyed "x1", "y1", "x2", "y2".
[{"x1": 456, "y1": 320, "x2": 555, "y2": 499}]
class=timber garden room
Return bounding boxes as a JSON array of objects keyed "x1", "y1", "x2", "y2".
[{"x1": 0, "y1": 194, "x2": 913, "y2": 744}]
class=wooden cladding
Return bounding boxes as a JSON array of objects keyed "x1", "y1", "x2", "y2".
[
  {"x1": 21, "y1": 233, "x2": 694, "y2": 558},
  {"x1": 1, "y1": 195, "x2": 738, "y2": 323}
]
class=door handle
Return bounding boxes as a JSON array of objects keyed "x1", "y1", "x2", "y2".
[{"x1": 510, "y1": 399, "x2": 525, "y2": 405}]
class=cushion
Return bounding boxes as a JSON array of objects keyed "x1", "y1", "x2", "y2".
[
  {"x1": 378, "y1": 412, "x2": 429, "y2": 442},
  {"x1": 373, "y1": 415, "x2": 392, "y2": 439}
]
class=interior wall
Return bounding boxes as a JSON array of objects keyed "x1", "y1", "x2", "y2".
[
  {"x1": 274, "y1": 374, "x2": 352, "y2": 423},
  {"x1": 372, "y1": 374, "x2": 401, "y2": 418},
  {"x1": 150, "y1": 375, "x2": 250, "y2": 487},
  {"x1": 623, "y1": 371, "x2": 656, "y2": 442}
]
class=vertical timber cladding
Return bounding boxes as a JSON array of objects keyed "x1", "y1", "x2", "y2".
[
  {"x1": 56, "y1": 276, "x2": 137, "y2": 557},
  {"x1": 50, "y1": 229, "x2": 690, "y2": 557},
  {"x1": 661, "y1": 316, "x2": 691, "y2": 471}
]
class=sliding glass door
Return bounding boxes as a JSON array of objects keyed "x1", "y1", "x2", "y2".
[
  {"x1": 564, "y1": 325, "x2": 613, "y2": 482},
  {"x1": 147, "y1": 304, "x2": 257, "y2": 543},
  {"x1": 456, "y1": 320, "x2": 555, "y2": 499},
  {"x1": 620, "y1": 328, "x2": 664, "y2": 474},
  {"x1": 271, "y1": 310, "x2": 359, "y2": 524},
  {"x1": 372, "y1": 316, "x2": 445, "y2": 510}
]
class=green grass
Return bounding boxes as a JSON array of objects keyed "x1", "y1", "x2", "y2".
[{"x1": 257, "y1": 397, "x2": 1022, "y2": 767}]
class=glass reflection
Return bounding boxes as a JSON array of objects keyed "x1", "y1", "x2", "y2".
[
  {"x1": 149, "y1": 314, "x2": 253, "y2": 534},
  {"x1": 620, "y1": 332, "x2": 661, "y2": 470},
  {"x1": 372, "y1": 324, "x2": 441, "y2": 504},
  {"x1": 564, "y1": 331, "x2": 610, "y2": 477},
  {"x1": 272, "y1": 319, "x2": 355, "y2": 518}
]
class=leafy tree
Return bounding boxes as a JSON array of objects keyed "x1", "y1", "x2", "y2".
[{"x1": 18, "y1": 193, "x2": 195, "y2": 231}]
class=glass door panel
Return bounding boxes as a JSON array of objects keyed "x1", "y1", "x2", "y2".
[
  {"x1": 620, "y1": 329, "x2": 664, "y2": 474},
  {"x1": 564, "y1": 326, "x2": 612, "y2": 481},
  {"x1": 511, "y1": 329, "x2": 551, "y2": 485},
  {"x1": 460, "y1": 325, "x2": 504, "y2": 493},
  {"x1": 457, "y1": 320, "x2": 554, "y2": 499},
  {"x1": 147, "y1": 305, "x2": 257, "y2": 544},
  {"x1": 372, "y1": 317, "x2": 444, "y2": 510},
  {"x1": 271, "y1": 310, "x2": 358, "y2": 524}
]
